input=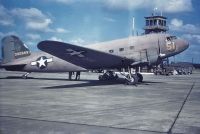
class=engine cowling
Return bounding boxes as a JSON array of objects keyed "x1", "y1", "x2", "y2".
[{"x1": 146, "y1": 48, "x2": 159, "y2": 65}]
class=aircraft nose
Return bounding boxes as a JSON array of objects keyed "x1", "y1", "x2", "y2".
[{"x1": 175, "y1": 39, "x2": 189, "y2": 53}]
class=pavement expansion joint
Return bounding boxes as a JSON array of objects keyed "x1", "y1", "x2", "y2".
[
  {"x1": 167, "y1": 82, "x2": 196, "y2": 134},
  {"x1": 0, "y1": 115, "x2": 167, "y2": 134}
]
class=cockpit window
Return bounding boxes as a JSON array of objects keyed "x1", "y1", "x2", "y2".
[{"x1": 166, "y1": 36, "x2": 177, "y2": 41}]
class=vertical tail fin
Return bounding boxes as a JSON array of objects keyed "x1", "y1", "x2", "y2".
[{"x1": 1, "y1": 35, "x2": 31, "y2": 64}]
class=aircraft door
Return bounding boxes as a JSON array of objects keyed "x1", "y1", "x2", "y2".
[{"x1": 140, "y1": 49, "x2": 148, "y2": 62}]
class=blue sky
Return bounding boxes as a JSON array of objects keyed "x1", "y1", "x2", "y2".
[{"x1": 0, "y1": 0, "x2": 200, "y2": 63}]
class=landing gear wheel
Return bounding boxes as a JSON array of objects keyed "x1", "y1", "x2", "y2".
[
  {"x1": 98, "y1": 71, "x2": 118, "y2": 81},
  {"x1": 136, "y1": 73, "x2": 143, "y2": 82},
  {"x1": 125, "y1": 74, "x2": 138, "y2": 85},
  {"x1": 98, "y1": 75, "x2": 104, "y2": 81}
]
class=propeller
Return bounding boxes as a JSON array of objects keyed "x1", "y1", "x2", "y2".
[{"x1": 157, "y1": 39, "x2": 166, "y2": 58}]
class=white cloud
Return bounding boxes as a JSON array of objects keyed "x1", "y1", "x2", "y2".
[
  {"x1": 46, "y1": 0, "x2": 193, "y2": 13},
  {"x1": 0, "y1": 5, "x2": 14, "y2": 26},
  {"x1": 27, "y1": 19, "x2": 52, "y2": 32},
  {"x1": 25, "y1": 41, "x2": 35, "y2": 46},
  {"x1": 26, "y1": 33, "x2": 41, "y2": 40},
  {"x1": 47, "y1": 0, "x2": 73, "y2": 4},
  {"x1": 49, "y1": 36, "x2": 64, "y2": 42},
  {"x1": 103, "y1": 17, "x2": 116, "y2": 22},
  {"x1": 171, "y1": 18, "x2": 183, "y2": 27},
  {"x1": 54, "y1": 0, "x2": 194, "y2": 13},
  {"x1": 11, "y1": 8, "x2": 53, "y2": 32},
  {"x1": 70, "y1": 38, "x2": 86, "y2": 45},
  {"x1": 182, "y1": 24, "x2": 200, "y2": 34},
  {"x1": 182, "y1": 34, "x2": 200, "y2": 44},
  {"x1": 102, "y1": 0, "x2": 193, "y2": 12},
  {"x1": 170, "y1": 18, "x2": 200, "y2": 34},
  {"x1": 161, "y1": 0, "x2": 193, "y2": 13},
  {"x1": 0, "y1": 31, "x2": 18, "y2": 39},
  {"x1": 0, "y1": 6, "x2": 70, "y2": 34},
  {"x1": 103, "y1": 0, "x2": 150, "y2": 10},
  {"x1": 55, "y1": 28, "x2": 70, "y2": 33}
]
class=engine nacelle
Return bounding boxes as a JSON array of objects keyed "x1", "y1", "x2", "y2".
[{"x1": 146, "y1": 48, "x2": 159, "y2": 65}]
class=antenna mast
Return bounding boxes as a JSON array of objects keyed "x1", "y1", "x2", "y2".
[{"x1": 132, "y1": 17, "x2": 135, "y2": 36}]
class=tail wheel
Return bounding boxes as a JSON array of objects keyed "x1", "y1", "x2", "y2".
[{"x1": 22, "y1": 75, "x2": 27, "y2": 79}]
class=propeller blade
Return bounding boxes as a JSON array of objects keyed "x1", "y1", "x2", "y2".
[
  {"x1": 158, "y1": 39, "x2": 161, "y2": 55},
  {"x1": 158, "y1": 39, "x2": 166, "y2": 58}
]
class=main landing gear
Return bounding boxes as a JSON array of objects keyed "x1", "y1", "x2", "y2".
[
  {"x1": 98, "y1": 71, "x2": 118, "y2": 81},
  {"x1": 124, "y1": 73, "x2": 143, "y2": 85},
  {"x1": 22, "y1": 72, "x2": 30, "y2": 79},
  {"x1": 124, "y1": 66, "x2": 143, "y2": 85},
  {"x1": 98, "y1": 70, "x2": 143, "y2": 85}
]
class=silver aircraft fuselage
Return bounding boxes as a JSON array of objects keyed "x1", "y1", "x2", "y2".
[{"x1": 4, "y1": 33, "x2": 189, "y2": 72}]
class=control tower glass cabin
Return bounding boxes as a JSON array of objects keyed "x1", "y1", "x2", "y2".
[{"x1": 144, "y1": 15, "x2": 169, "y2": 34}]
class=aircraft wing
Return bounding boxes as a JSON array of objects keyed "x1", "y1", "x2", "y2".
[{"x1": 38, "y1": 41, "x2": 133, "y2": 69}]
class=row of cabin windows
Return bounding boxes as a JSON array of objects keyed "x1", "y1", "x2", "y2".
[{"x1": 109, "y1": 46, "x2": 135, "y2": 53}]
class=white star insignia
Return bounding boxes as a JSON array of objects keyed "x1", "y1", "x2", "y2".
[
  {"x1": 31, "y1": 56, "x2": 53, "y2": 69},
  {"x1": 37, "y1": 57, "x2": 46, "y2": 68}
]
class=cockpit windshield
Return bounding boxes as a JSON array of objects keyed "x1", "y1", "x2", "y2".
[{"x1": 166, "y1": 36, "x2": 177, "y2": 41}]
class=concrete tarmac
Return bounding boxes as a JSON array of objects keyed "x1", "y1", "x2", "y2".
[{"x1": 0, "y1": 70, "x2": 200, "y2": 134}]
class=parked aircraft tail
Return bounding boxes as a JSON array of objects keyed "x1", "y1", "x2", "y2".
[{"x1": 1, "y1": 35, "x2": 31, "y2": 64}]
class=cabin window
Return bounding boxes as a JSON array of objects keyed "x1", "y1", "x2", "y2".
[
  {"x1": 119, "y1": 48, "x2": 124, "y2": 52},
  {"x1": 109, "y1": 49, "x2": 114, "y2": 53},
  {"x1": 129, "y1": 46, "x2": 135, "y2": 50}
]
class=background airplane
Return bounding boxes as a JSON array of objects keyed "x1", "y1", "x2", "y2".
[{"x1": 0, "y1": 34, "x2": 188, "y2": 84}]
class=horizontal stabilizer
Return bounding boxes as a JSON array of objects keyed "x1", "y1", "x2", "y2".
[{"x1": 0, "y1": 64, "x2": 26, "y2": 71}]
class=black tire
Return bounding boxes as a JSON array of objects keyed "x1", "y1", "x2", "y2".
[
  {"x1": 98, "y1": 75, "x2": 103, "y2": 81},
  {"x1": 136, "y1": 73, "x2": 143, "y2": 82},
  {"x1": 114, "y1": 74, "x2": 119, "y2": 80},
  {"x1": 126, "y1": 74, "x2": 138, "y2": 85}
]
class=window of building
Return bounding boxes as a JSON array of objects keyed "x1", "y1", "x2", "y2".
[
  {"x1": 146, "y1": 20, "x2": 149, "y2": 26},
  {"x1": 161, "y1": 20, "x2": 163, "y2": 26},
  {"x1": 164, "y1": 20, "x2": 166, "y2": 26},
  {"x1": 150, "y1": 20, "x2": 153, "y2": 26},
  {"x1": 154, "y1": 19, "x2": 157, "y2": 25},
  {"x1": 119, "y1": 48, "x2": 124, "y2": 52},
  {"x1": 159, "y1": 20, "x2": 162, "y2": 25}
]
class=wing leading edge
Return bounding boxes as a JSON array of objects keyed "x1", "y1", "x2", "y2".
[{"x1": 38, "y1": 41, "x2": 133, "y2": 69}]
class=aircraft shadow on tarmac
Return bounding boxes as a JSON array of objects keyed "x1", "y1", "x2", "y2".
[
  {"x1": 42, "y1": 81, "x2": 164, "y2": 89},
  {"x1": 1, "y1": 76, "x2": 90, "y2": 82},
  {"x1": 42, "y1": 79, "x2": 165, "y2": 89},
  {"x1": 1, "y1": 76, "x2": 164, "y2": 89}
]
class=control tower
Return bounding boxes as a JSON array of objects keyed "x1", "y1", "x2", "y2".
[{"x1": 144, "y1": 15, "x2": 168, "y2": 34}]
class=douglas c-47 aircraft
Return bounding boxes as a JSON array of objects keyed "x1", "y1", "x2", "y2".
[{"x1": 0, "y1": 33, "x2": 189, "y2": 84}]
